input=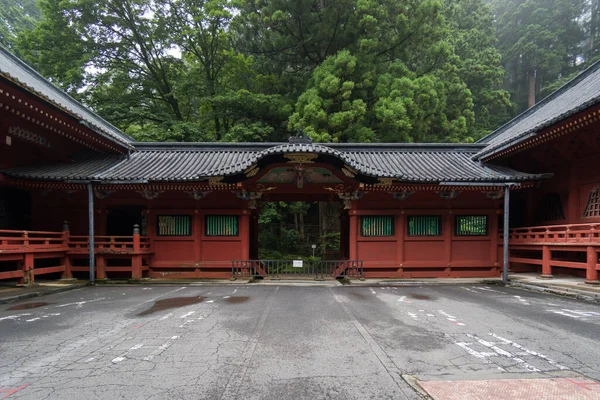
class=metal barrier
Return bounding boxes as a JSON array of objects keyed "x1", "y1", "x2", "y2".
[{"x1": 231, "y1": 260, "x2": 363, "y2": 280}]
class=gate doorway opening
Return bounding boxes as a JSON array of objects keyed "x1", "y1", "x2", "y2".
[
  {"x1": 256, "y1": 201, "x2": 344, "y2": 261},
  {"x1": 239, "y1": 200, "x2": 360, "y2": 280}
]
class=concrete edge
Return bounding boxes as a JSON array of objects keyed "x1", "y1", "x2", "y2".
[
  {"x1": 0, "y1": 284, "x2": 87, "y2": 305},
  {"x1": 510, "y1": 281, "x2": 600, "y2": 304},
  {"x1": 402, "y1": 374, "x2": 433, "y2": 399}
]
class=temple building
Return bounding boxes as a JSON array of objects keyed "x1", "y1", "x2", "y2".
[{"x1": 0, "y1": 47, "x2": 598, "y2": 283}]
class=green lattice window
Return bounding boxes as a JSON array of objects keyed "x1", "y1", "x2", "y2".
[
  {"x1": 205, "y1": 215, "x2": 239, "y2": 236},
  {"x1": 361, "y1": 216, "x2": 394, "y2": 237},
  {"x1": 455, "y1": 215, "x2": 488, "y2": 236},
  {"x1": 157, "y1": 215, "x2": 192, "y2": 236},
  {"x1": 407, "y1": 215, "x2": 441, "y2": 236}
]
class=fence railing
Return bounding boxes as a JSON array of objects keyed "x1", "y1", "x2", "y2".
[
  {"x1": 505, "y1": 223, "x2": 600, "y2": 245},
  {"x1": 0, "y1": 227, "x2": 153, "y2": 283},
  {"x1": 68, "y1": 235, "x2": 151, "y2": 253},
  {"x1": 0, "y1": 229, "x2": 67, "y2": 250},
  {"x1": 231, "y1": 260, "x2": 363, "y2": 280},
  {"x1": 503, "y1": 223, "x2": 600, "y2": 282}
]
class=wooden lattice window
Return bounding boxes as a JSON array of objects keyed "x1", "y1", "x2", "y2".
[
  {"x1": 157, "y1": 215, "x2": 192, "y2": 236},
  {"x1": 584, "y1": 185, "x2": 600, "y2": 218},
  {"x1": 455, "y1": 215, "x2": 488, "y2": 236},
  {"x1": 361, "y1": 216, "x2": 394, "y2": 237},
  {"x1": 535, "y1": 193, "x2": 565, "y2": 222},
  {"x1": 408, "y1": 215, "x2": 441, "y2": 236},
  {"x1": 205, "y1": 215, "x2": 239, "y2": 236}
]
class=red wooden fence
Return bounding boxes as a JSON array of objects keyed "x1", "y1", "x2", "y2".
[
  {"x1": 504, "y1": 223, "x2": 600, "y2": 283},
  {"x1": 0, "y1": 229, "x2": 152, "y2": 283}
]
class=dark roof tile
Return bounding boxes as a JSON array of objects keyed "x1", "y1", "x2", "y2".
[
  {"x1": 476, "y1": 60, "x2": 600, "y2": 159},
  {"x1": 3, "y1": 142, "x2": 548, "y2": 184}
]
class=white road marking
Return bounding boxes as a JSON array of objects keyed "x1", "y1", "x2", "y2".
[
  {"x1": 475, "y1": 287, "x2": 503, "y2": 293},
  {"x1": 111, "y1": 343, "x2": 144, "y2": 364},
  {"x1": 454, "y1": 333, "x2": 568, "y2": 372},
  {"x1": 438, "y1": 310, "x2": 465, "y2": 326},
  {"x1": 223, "y1": 296, "x2": 230, "y2": 299},
  {"x1": 426, "y1": 313, "x2": 435, "y2": 317},
  {"x1": 206, "y1": 300, "x2": 215, "y2": 303},
  {"x1": 25, "y1": 318, "x2": 40, "y2": 322},
  {"x1": 561, "y1": 309, "x2": 600, "y2": 317},
  {"x1": 369, "y1": 288, "x2": 376, "y2": 295},
  {"x1": 407, "y1": 312, "x2": 418, "y2": 319},
  {"x1": 489, "y1": 333, "x2": 568, "y2": 370},
  {"x1": 142, "y1": 287, "x2": 152, "y2": 291},
  {"x1": 514, "y1": 295, "x2": 530, "y2": 306},
  {"x1": 56, "y1": 297, "x2": 106, "y2": 308},
  {"x1": 232, "y1": 289, "x2": 238, "y2": 294},
  {"x1": 159, "y1": 313, "x2": 173, "y2": 321},
  {"x1": 180, "y1": 311, "x2": 195, "y2": 319},
  {"x1": 438, "y1": 310, "x2": 456, "y2": 319},
  {"x1": 143, "y1": 336, "x2": 179, "y2": 361},
  {"x1": 397, "y1": 296, "x2": 411, "y2": 303},
  {"x1": 468, "y1": 334, "x2": 540, "y2": 372},
  {"x1": 0, "y1": 316, "x2": 21, "y2": 321}
]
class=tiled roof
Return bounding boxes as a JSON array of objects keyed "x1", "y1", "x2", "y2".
[
  {"x1": 0, "y1": 46, "x2": 134, "y2": 149},
  {"x1": 476, "y1": 60, "x2": 600, "y2": 160},
  {"x1": 3, "y1": 142, "x2": 549, "y2": 184}
]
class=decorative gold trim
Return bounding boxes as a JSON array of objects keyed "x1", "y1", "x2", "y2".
[
  {"x1": 376, "y1": 178, "x2": 394, "y2": 186},
  {"x1": 284, "y1": 153, "x2": 318, "y2": 164},
  {"x1": 208, "y1": 176, "x2": 225, "y2": 185},
  {"x1": 244, "y1": 165, "x2": 259, "y2": 177},
  {"x1": 255, "y1": 184, "x2": 277, "y2": 192},
  {"x1": 342, "y1": 167, "x2": 356, "y2": 178}
]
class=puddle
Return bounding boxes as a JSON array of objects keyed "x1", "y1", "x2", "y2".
[
  {"x1": 137, "y1": 297, "x2": 204, "y2": 316},
  {"x1": 409, "y1": 294, "x2": 431, "y2": 300},
  {"x1": 8, "y1": 302, "x2": 49, "y2": 310},
  {"x1": 226, "y1": 296, "x2": 249, "y2": 304}
]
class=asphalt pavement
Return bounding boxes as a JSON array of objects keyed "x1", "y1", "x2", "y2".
[{"x1": 1, "y1": 284, "x2": 599, "y2": 399}]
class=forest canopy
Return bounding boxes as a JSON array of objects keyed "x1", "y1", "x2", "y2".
[{"x1": 1, "y1": 0, "x2": 597, "y2": 144}]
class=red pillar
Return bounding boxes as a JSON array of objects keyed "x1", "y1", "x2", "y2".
[
  {"x1": 132, "y1": 224, "x2": 142, "y2": 279},
  {"x1": 193, "y1": 210, "x2": 202, "y2": 263},
  {"x1": 250, "y1": 210, "x2": 259, "y2": 260},
  {"x1": 240, "y1": 210, "x2": 250, "y2": 260},
  {"x1": 61, "y1": 221, "x2": 72, "y2": 279},
  {"x1": 96, "y1": 255, "x2": 106, "y2": 279},
  {"x1": 349, "y1": 210, "x2": 358, "y2": 261},
  {"x1": 586, "y1": 246, "x2": 599, "y2": 284},
  {"x1": 396, "y1": 213, "x2": 404, "y2": 273},
  {"x1": 541, "y1": 245, "x2": 552, "y2": 278},
  {"x1": 490, "y1": 211, "x2": 499, "y2": 270},
  {"x1": 443, "y1": 212, "x2": 452, "y2": 277},
  {"x1": 23, "y1": 253, "x2": 34, "y2": 285}
]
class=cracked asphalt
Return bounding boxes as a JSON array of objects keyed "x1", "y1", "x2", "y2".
[{"x1": 0, "y1": 284, "x2": 599, "y2": 399}]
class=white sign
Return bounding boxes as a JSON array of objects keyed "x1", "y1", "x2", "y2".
[{"x1": 293, "y1": 260, "x2": 303, "y2": 268}]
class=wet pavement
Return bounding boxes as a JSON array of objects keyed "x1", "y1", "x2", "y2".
[{"x1": 0, "y1": 284, "x2": 599, "y2": 399}]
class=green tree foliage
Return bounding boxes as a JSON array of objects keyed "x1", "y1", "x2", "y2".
[
  {"x1": 0, "y1": 0, "x2": 40, "y2": 50},
  {"x1": 15, "y1": 0, "x2": 514, "y2": 142},
  {"x1": 491, "y1": 0, "x2": 586, "y2": 111},
  {"x1": 244, "y1": 0, "x2": 504, "y2": 142}
]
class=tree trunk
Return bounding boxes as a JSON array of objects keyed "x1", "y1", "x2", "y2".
[
  {"x1": 528, "y1": 70, "x2": 536, "y2": 109},
  {"x1": 299, "y1": 213, "x2": 305, "y2": 239}
]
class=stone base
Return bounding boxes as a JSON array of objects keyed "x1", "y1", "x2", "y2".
[
  {"x1": 584, "y1": 280, "x2": 600, "y2": 285},
  {"x1": 539, "y1": 274, "x2": 554, "y2": 279}
]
